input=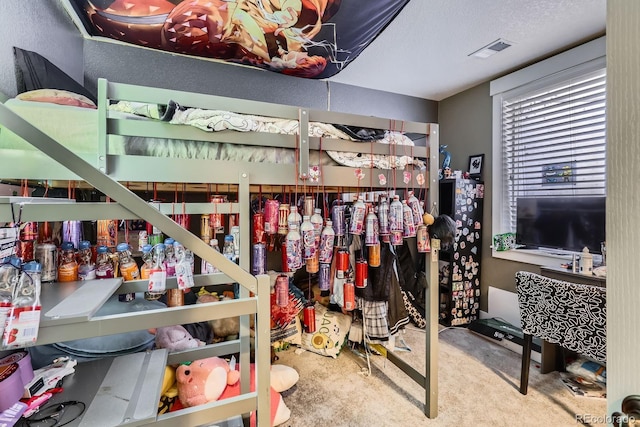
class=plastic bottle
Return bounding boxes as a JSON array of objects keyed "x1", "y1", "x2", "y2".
[
  {"x1": 310, "y1": 208, "x2": 324, "y2": 239},
  {"x1": 164, "y1": 238, "x2": 176, "y2": 277},
  {"x1": 77, "y1": 240, "x2": 96, "y2": 280},
  {"x1": 389, "y1": 195, "x2": 404, "y2": 245},
  {"x1": 57, "y1": 241, "x2": 78, "y2": 282},
  {"x1": 223, "y1": 235, "x2": 235, "y2": 263},
  {"x1": 95, "y1": 245, "x2": 114, "y2": 279},
  {"x1": 300, "y1": 215, "x2": 316, "y2": 259},
  {"x1": 402, "y1": 200, "x2": 417, "y2": 238},
  {"x1": 146, "y1": 243, "x2": 166, "y2": 301},
  {"x1": 140, "y1": 244, "x2": 154, "y2": 280},
  {"x1": 285, "y1": 223, "x2": 303, "y2": 271},
  {"x1": 407, "y1": 191, "x2": 424, "y2": 226},
  {"x1": 174, "y1": 241, "x2": 194, "y2": 291},
  {"x1": 0, "y1": 256, "x2": 21, "y2": 336},
  {"x1": 202, "y1": 239, "x2": 221, "y2": 274},
  {"x1": 365, "y1": 206, "x2": 379, "y2": 246},
  {"x1": 318, "y1": 220, "x2": 335, "y2": 264},
  {"x1": 3, "y1": 261, "x2": 41, "y2": 348},
  {"x1": 287, "y1": 205, "x2": 302, "y2": 229},
  {"x1": 116, "y1": 242, "x2": 138, "y2": 302},
  {"x1": 349, "y1": 196, "x2": 366, "y2": 235},
  {"x1": 230, "y1": 226, "x2": 241, "y2": 262},
  {"x1": 378, "y1": 195, "x2": 390, "y2": 236}
]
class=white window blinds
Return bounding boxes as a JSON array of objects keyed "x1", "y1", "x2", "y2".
[{"x1": 501, "y1": 67, "x2": 606, "y2": 231}]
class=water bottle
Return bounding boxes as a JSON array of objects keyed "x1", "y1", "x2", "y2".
[
  {"x1": 202, "y1": 239, "x2": 221, "y2": 274},
  {"x1": 78, "y1": 240, "x2": 96, "y2": 280},
  {"x1": 95, "y1": 246, "x2": 114, "y2": 279},
  {"x1": 116, "y1": 242, "x2": 138, "y2": 302},
  {"x1": 223, "y1": 235, "x2": 235, "y2": 263},
  {"x1": 164, "y1": 238, "x2": 176, "y2": 277},
  {"x1": 57, "y1": 241, "x2": 78, "y2": 282}
]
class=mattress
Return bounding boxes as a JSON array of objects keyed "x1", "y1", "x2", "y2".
[{"x1": 0, "y1": 99, "x2": 424, "y2": 170}]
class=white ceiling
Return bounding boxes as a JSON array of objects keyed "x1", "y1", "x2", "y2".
[{"x1": 328, "y1": 0, "x2": 606, "y2": 101}]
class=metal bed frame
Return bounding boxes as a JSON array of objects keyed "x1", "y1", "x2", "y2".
[{"x1": 0, "y1": 78, "x2": 442, "y2": 423}]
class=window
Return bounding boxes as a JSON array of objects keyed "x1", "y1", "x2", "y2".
[
  {"x1": 501, "y1": 67, "x2": 606, "y2": 231},
  {"x1": 491, "y1": 37, "x2": 606, "y2": 261}
]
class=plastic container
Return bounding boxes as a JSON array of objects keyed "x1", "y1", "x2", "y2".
[{"x1": 57, "y1": 242, "x2": 78, "y2": 283}]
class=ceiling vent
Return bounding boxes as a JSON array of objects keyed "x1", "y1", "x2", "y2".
[{"x1": 469, "y1": 39, "x2": 513, "y2": 59}]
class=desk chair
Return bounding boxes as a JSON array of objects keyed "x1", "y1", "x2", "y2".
[{"x1": 515, "y1": 271, "x2": 606, "y2": 395}]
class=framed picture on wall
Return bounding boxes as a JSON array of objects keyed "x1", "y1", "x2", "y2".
[{"x1": 468, "y1": 154, "x2": 484, "y2": 179}]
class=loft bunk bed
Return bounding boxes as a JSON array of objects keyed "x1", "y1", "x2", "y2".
[{"x1": 0, "y1": 78, "x2": 442, "y2": 423}]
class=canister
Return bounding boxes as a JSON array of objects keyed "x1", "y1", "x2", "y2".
[
  {"x1": 275, "y1": 274, "x2": 289, "y2": 307},
  {"x1": 34, "y1": 243, "x2": 57, "y2": 282},
  {"x1": 303, "y1": 305, "x2": 316, "y2": 333},
  {"x1": 355, "y1": 259, "x2": 368, "y2": 288}
]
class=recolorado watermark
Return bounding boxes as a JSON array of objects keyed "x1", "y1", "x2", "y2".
[{"x1": 576, "y1": 414, "x2": 636, "y2": 424}]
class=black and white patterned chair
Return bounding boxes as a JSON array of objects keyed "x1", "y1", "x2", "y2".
[{"x1": 515, "y1": 271, "x2": 606, "y2": 395}]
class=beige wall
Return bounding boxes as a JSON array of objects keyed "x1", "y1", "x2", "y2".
[{"x1": 438, "y1": 83, "x2": 538, "y2": 312}]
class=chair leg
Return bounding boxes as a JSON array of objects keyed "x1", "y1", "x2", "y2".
[{"x1": 520, "y1": 333, "x2": 533, "y2": 395}]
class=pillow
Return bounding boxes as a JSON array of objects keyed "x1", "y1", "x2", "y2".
[
  {"x1": 300, "y1": 302, "x2": 352, "y2": 358},
  {"x1": 270, "y1": 279, "x2": 306, "y2": 329},
  {"x1": 271, "y1": 316, "x2": 302, "y2": 346},
  {"x1": 16, "y1": 89, "x2": 97, "y2": 109},
  {"x1": 13, "y1": 47, "x2": 97, "y2": 103}
]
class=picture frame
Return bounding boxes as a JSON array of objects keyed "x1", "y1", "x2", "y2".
[{"x1": 468, "y1": 154, "x2": 484, "y2": 179}]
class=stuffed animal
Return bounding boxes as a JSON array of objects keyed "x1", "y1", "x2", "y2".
[
  {"x1": 149, "y1": 325, "x2": 204, "y2": 352},
  {"x1": 176, "y1": 356, "x2": 298, "y2": 426}
]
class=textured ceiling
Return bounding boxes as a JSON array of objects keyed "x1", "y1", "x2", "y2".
[{"x1": 328, "y1": 0, "x2": 606, "y2": 101}]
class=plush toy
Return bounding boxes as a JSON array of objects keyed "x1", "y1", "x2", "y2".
[
  {"x1": 176, "y1": 357, "x2": 298, "y2": 426},
  {"x1": 149, "y1": 325, "x2": 204, "y2": 352}
]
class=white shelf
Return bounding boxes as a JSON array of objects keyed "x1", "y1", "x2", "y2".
[
  {"x1": 39, "y1": 349, "x2": 168, "y2": 427},
  {"x1": 41, "y1": 279, "x2": 123, "y2": 326}
]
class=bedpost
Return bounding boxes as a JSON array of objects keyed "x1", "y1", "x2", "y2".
[
  {"x1": 425, "y1": 122, "x2": 440, "y2": 418},
  {"x1": 298, "y1": 108, "x2": 309, "y2": 180},
  {"x1": 97, "y1": 78, "x2": 108, "y2": 174}
]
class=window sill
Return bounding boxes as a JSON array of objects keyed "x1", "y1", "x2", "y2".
[{"x1": 492, "y1": 248, "x2": 575, "y2": 267}]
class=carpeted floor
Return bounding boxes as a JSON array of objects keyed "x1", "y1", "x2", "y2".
[{"x1": 275, "y1": 326, "x2": 607, "y2": 426}]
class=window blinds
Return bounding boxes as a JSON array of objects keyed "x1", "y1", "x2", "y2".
[{"x1": 501, "y1": 67, "x2": 606, "y2": 231}]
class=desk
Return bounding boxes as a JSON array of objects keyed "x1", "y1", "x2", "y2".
[
  {"x1": 537, "y1": 266, "x2": 606, "y2": 373},
  {"x1": 540, "y1": 265, "x2": 606, "y2": 287}
]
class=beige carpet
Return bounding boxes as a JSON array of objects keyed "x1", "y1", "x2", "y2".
[{"x1": 275, "y1": 326, "x2": 607, "y2": 427}]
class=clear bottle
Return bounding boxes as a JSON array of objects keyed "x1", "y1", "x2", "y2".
[
  {"x1": 287, "y1": 205, "x2": 302, "y2": 229},
  {"x1": 407, "y1": 191, "x2": 424, "y2": 226},
  {"x1": 163, "y1": 238, "x2": 176, "y2": 277},
  {"x1": 202, "y1": 238, "x2": 221, "y2": 274},
  {"x1": 78, "y1": 240, "x2": 96, "y2": 280},
  {"x1": 300, "y1": 215, "x2": 316, "y2": 259},
  {"x1": 139, "y1": 244, "x2": 154, "y2": 280},
  {"x1": 146, "y1": 243, "x2": 166, "y2": 301},
  {"x1": 0, "y1": 256, "x2": 21, "y2": 336},
  {"x1": 116, "y1": 242, "x2": 138, "y2": 302},
  {"x1": 310, "y1": 208, "x2": 324, "y2": 238},
  {"x1": 230, "y1": 226, "x2": 241, "y2": 262},
  {"x1": 57, "y1": 241, "x2": 78, "y2": 282},
  {"x1": 319, "y1": 220, "x2": 335, "y2": 264},
  {"x1": 3, "y1": 261, "x2": 41, "y2": 348},
  {"x1": 174, "y1": 241, "x2": 194, "y2": 291},
  {"x1": 95, "y1": 245, "x2": 114, "y2": 279}
]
